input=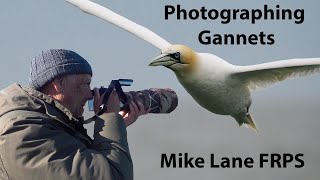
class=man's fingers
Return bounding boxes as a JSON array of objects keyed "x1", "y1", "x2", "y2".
[
  {"x1": 93, "y1": 88, "x2": 102, "y2": 113},
  {"x1": 136, "y1": 101, "x2": 150, "y2": 115},
  {"x1": 130, "y1": 101, "x2": 139, "y2": 115},
  {"x1": 105, "y1": 88, "x2": 120, "y2": 113}
]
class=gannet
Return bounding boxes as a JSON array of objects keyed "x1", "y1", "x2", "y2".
[{"x1": 65, "y1": 0, "x2": 320, "y2": 133}]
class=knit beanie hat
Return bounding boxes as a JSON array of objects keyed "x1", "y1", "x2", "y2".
[{"x1": 29, "y1": 49, "x2": 92, "y2": 90}]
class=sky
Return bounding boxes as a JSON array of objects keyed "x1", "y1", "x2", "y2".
[{"x1": 1, "y1": 0, "x2": 319, "y2": 179}]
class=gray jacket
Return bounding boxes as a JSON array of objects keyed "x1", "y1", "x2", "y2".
[{"x1": 0, "y1": 84, "x2": 133, "y2": 180}]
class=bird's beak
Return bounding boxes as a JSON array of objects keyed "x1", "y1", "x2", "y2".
[
  {"x1": 149, "y1": 54, "x2": 170, "y2": 66},
  {"x1": 149, "y1": 54, "x2": 179, "y2": 67}
]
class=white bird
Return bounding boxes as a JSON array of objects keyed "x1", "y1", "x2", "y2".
[{"x1": 65, "y1": 0, "x2": 320, "y2": 133}]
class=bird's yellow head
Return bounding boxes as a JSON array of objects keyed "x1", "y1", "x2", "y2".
[{"x1": 149, "y1": 44, "x2": 198, "y2": 74}]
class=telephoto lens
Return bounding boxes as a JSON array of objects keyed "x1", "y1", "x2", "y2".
[{"x1": 124, "y1": 88, "x2": 178, "y2": 113}]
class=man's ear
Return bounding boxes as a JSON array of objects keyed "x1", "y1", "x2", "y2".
[{"x1": 51, "y1": 76, "x2": 66, "y2": 93}]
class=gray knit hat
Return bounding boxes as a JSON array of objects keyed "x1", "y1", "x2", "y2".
[{"x1": 29, "y1": 49, "x2": 92, "y2": 90}]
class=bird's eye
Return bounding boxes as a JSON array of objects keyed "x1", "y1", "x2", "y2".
[{"x1": 174, "y1": 52, "x2": 180, "y2": 59}]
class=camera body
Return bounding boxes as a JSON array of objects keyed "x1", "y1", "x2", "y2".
[{"x1": 88, "y1": 79, "x2": 133, "y2": 112}]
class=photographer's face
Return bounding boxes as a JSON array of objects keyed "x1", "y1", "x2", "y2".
[{"x1": 60, "y1": 74, "x2": 93, "y2": 117}]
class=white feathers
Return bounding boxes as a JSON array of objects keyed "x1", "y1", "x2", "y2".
[
  {"x1": 65, "y1": 0, "x2": 320, "y2": 133},
  {"x1": 232, "y1": 58, "x2": 320, "y2": 91},
  {"x1": 65, "y1": 0, "x2": 171, "y2": 50}
]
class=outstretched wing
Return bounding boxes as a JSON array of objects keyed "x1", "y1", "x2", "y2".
[
  {"x1": 65, "y1": 0, "x2": 171, "y2": 50},
  {"x1": 231, "y1": 58, "x2": 320, "y2": 91}
]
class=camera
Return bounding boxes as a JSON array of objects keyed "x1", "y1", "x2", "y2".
[{"x1": 88, "y1": 79, "x2": 178, "y2": 114}]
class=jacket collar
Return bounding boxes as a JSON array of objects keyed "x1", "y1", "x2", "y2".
[{"x1": 21, "y1": 85, "x2": 85, "y2": 125}]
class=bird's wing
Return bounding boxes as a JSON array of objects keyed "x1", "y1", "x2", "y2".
[
  {"x1": 231, "y1": 58, "x2": 320, "y2": 91},
  {"x1": 65, "y1": 0, "x2": 171, "y2": 50}
]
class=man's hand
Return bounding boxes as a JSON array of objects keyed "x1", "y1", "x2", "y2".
[
  {"x1": 119, "y1": 101, "x2": 150, "y2": 127},
  {"x1": 93, "y1": 87, "x2": 120, "y2": 114}
]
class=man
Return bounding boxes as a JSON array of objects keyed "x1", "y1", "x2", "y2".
[{"x1": 0, "y1": 49, "x2": 148, "y2": 180}]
